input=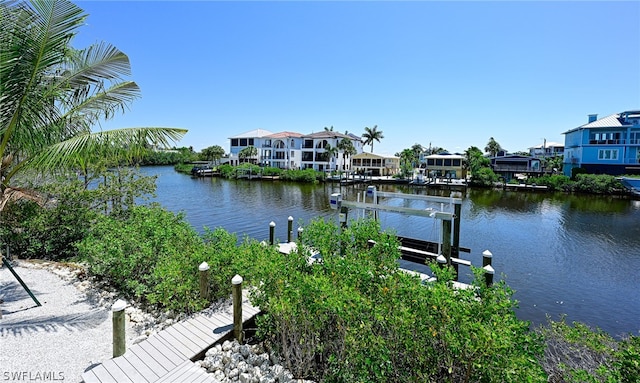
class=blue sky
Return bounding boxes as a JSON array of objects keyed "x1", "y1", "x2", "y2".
[{"x1": 73, "y1": 1, "x2": 640, "y2": 155}]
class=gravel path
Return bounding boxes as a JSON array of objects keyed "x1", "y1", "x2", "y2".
[{"x1": 0, "y1": 260, "x2": 140, "y2": 383}]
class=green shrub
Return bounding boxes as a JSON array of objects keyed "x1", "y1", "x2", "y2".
[
  {"x1": 526, "y1": 175, "x2": 572, "y2": 191},
  {"x1": 77, "y1": 205, "x2": 207, "y2": 309},
  {"x1": 537, "y1": 317, "x2": 640, "y2": 383},
  {"x1": 249, "y1": 217, "x2": 547, "y2": 382},
  {"x1": 573, "y1": 174, "x2": 624, "y2": 194},
  {"x1": 0, "y1": 182, "x2": 96, "y2": 260}
]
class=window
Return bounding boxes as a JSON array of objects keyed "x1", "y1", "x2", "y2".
[
  {"x1": 248, "y1": 138, "x2": 254, "y2": 146},
  {"x1": 291, "y1": 151, "x2": 295, "y2": 158},
  {"x1": 239, "y1": 138, "x2": 247, "y2": 146},
  {"x1": 598, "y1": 149, "x2": 618, "y2": 160},
  {"x1": 231, "y1": 139, "x2": 238, "y2": 146}
]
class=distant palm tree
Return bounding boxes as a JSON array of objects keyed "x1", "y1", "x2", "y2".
[
  {"x1": 362, "y1": 125, "x2": 384, "y2": 153},
  {"x1": 337, "y1": 139, "x2": 357, "y2": 171},
  {"x1": 484, "y1": 137, "x2": 503, "y2": 157},
  {"x1": 324, "y1": 126, "x2": 334, "y2": 131},
  {"x1": 324, "y1": 143, "x2": 339, "y2": 170},
  {"x1": 239, "y1": 146, "x2": 257, "y2": 163},
  {"x1": 201, "y1": 145, "x2": 225, "y2": 166}
]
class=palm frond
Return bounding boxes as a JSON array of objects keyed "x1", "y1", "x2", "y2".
[{"x1": 23, "y1": 127, "x2": 187, "y2": 173}]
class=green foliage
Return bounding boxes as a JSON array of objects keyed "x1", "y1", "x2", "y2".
[
  {"x1": 472, "y1": 167, "x2": 498, "y2": 187},
  {"x1": 76, "y1": 205, "x2": 203, "y2": 305},
  {"x1": 0, "y1": 168, "x2": 155, "y2": 259},
  {"x1": 537, "y1": 317, "x2": 639, "y2": 383},
  {"x1": 261, "y1": 167, "x2": 283, "y2": 177},
  {"x1": 280, "y1": 168, "x2": 324, "y2": 183},
  {"x1": 571, "y1": 167, "x2": 587, "y2": 179},
  {"x1": 141, "y1": 148, "x2": 197, "y2": 165},
  {"x1": 526, "y1": 175, "x2": 572, "y2": 191},
  {"x1": 572, "y1": 174, "x2": 624, "y2": 194},
  {"x1": 0, "y1": 185, "x2": 95, "y2": 260},
  {"x1": 249, "y1": 217, "x2": 547, "y2": 382}
]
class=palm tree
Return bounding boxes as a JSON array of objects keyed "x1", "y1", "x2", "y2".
[
  {"x1": 0, "y1": 0, "x2": 185, "y2": 205},
  {"x1": 324, "y1": 126, "x2": 334, "y2": 131},
  {"x1": 337, "y1": 138, "x2": 357, "y2": 171},
  {"x1": 201, "y1": 145, "x2": 225, "y2": 166},
  {"x1": 410, "y1": 143, "x2": 424, "y2": 167},
  {"x1": 362, "y1": 125, "x2": 384, "y2": 153},
  {"x1": 323, "y1": 143, "x2": 339, "y2": 170},
  {"x1": 484, "y1": 137, "x2": 503, "y2": 157},
  {"x1": 239, "y1": 146, "x2": 257, "y2": 163}
]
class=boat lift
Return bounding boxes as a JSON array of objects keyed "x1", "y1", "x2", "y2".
[{"x1": 330, "y1": 186, "x2": 466, "y2": 267}]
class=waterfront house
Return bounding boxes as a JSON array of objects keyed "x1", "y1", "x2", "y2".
[
  {"x1": 528, "y1": 141, "x2": 564, "y2": 158},
  {"x1": 490, "y1": 153, "x2": 542, "y2": 181},
  {"x1": 260, "y1": 131, "x2": 304, "y2": 169},
  {"x1": 301, "y1": 131, "x2": 364, "y2": 172},
  {"x1": 421, "y1": 152, "x2": 465, "y2": 179},
  {"x1": 228, "y1": 129, "x2": 273, "y2": 166},
  {"x1": 563, "y1": 111, "x2": 640, "y2": 176},
  {"x1": 351, "y1": 152, "x2": 400, "y2": 176}
]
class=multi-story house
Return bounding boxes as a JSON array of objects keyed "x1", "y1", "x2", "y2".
[
  {"x1": 528, "y1": 140, "x2": 564, "y2": 158},
  {"x1": 563, "y1": 111, "x2": 640, "y2": 176},
  {"x1": 351, "y1": 152, "x2": 400, "y2": 176},
  {"x1": 228, "y1": 129, "x2": 273, "y2": 166},
  {"x1": 300, "y1": 131, "x2": 363, "y2": 172},
  {"x1": 260, "y1": 131, "x2": 304, "y2": 169},
  {"x1": 490, "y1": 154, "x2": 542, "y2": 181},
  {"x1": 422, "y1": 152, "x2": 465, "y2": 179}
]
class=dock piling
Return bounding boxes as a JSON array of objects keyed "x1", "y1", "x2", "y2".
[
  {"x1": 112, "y1": 299, "x2": 127, "y2": 357},
  {"x1": 269, "y1": 221, "x2": 276, "y2": 245},
  {"x1": 232, "y1": 274, "x2": 244, "y2": 343},
  {"x1": 482, "y1": 250, "x2": 494, "y2": 286},
  {"x1": 287, "y1": 216, "x2": 294, "y2": 243},
  {"x1": 199, "y1": 262, "x2": 210, "y2": 300}
]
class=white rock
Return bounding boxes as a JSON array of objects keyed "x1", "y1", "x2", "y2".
[{"x1": 222, "y1": 340, "x2": 232, "y2": 351}]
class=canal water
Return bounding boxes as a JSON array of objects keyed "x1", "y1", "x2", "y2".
[{"x1": 141, "y1": 166, "x2": 640, "y2": 338}]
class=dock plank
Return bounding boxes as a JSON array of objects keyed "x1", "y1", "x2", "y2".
[
  {"x1": 128, "y1": 343, "x2": 169, "y2": 375},
  {"x1": 87, "y1": 364, "x2": 116, "y2": 383},
  {"x1": 171, "y1": 322, "x2": 211, "y2": 350},
  {"x1": 99, "y1": 359, "x2": 132, "y2": 383},
  {"x1": 123, "y1": 351, "x2": 160, "y2": 382},
  {"x1": 112, "y1": 356, "x2": 149, "y2": 382},
  {"x1": 162, "y1": 325, "x2": 202, "y2": 357},
  {"x1": 191, "y1": 315, "x2": 227, "y2": 338},
  {"x1": 199, "y1": 311, "x2": 231, "y2": 328},
  {"x1": 145, "y1": 334, "x2": 185, "y2": 366},
  {"x1": 182, "y1": 317, "x2": 219, "y2": 343},
  {"x1": 138, "y1": 339, "x2": 179, "y2": 370},
  {"x1": 154, "y1": 360, "x2": 215, "y2": 383},
  {"x1": 152, "y1": 331, "x2": 191, "y2": 359}
]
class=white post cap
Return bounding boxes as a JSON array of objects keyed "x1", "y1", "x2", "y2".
[
  {"x1": 288, "y1": 216, "x2": 293, "y2": 221},
  {"x1": 232, "y1": 274, "x2": 243, "y2": 285},
  {"x1": 483, "y1": 265, "x2": 495, "y2": 274},
  {"x1": 436, "y1": 254, "x2": 447, "y2": 264},
  {"x1": 269, "y1": 221, "x2": 276, "y2": 227},
  {"x1": 482, "y1": 250, "x2": 493, "y2": 258},
  {"x1": 199, "y1": 262, "x2": 210, "y2": 271},
  {"x1": 112, "y1": 299, "x2": 127, "y2": 312}
]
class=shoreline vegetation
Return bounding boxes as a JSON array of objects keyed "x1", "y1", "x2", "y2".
[{"x1": 172, "y1": 161, "x2": 638, "y2": 197}]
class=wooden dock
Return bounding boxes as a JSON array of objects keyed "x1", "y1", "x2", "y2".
[{"x1": 81, "y1": 298, "x2": 260, "y2": 383}]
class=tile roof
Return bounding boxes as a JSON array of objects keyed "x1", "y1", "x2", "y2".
[{"x1": 264, "y1": 131, "x2": 304, "y2": 139}]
